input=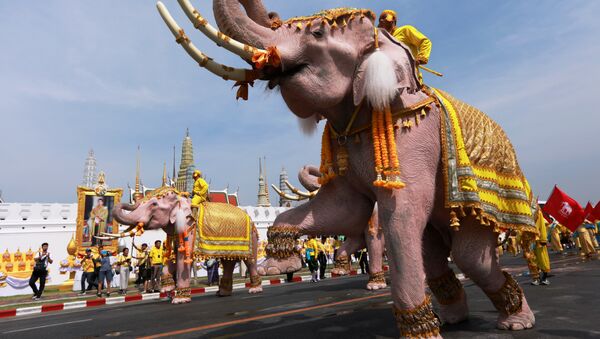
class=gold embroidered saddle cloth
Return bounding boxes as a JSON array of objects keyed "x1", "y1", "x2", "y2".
[
  {"x1": 194, "y1": 202, "x2": 253, "y2": 260},
  {"x1": 433, "y1": 88, "x2": 537, "y2": 234}
]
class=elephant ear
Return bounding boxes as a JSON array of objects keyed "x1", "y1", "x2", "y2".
[
  {"x1": 353, "y1": 29, "x2": 421, "y2": 107},
  {"x1": 169, "y1": 196, "x2": 192, "y2": 225}
]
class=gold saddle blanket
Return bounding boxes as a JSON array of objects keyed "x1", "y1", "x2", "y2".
[
  {"x1": 433, "y1": 88, "x2": 537, "y2": 234},
  {"x1": 194, "y1": 202, "x2": 253, "y2": 260}
]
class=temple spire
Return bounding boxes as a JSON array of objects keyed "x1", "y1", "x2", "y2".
[
  {"x1": 257, "y1": 157, "x2": 271, "y2": 207},
  {"x1": 279, "y1": 167, "x2": 292, "y2": 207},
  {"x1": 176, "y1": 129, "x2": 196, "y2": 193},
  {"x1": 82, "y1": 149, "x2": 97, "y2": 188},
  {"x1": 172, "y1": 145, "x2": 177, "y2": 185},
  {"x1": 135, "y1": 146, "x2": 141, "y2": 194},
  {"x1": 162, "y1": 162, "x2": 168, "y2": 186}
]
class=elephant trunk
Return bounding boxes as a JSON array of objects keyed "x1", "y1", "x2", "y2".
[
  {"x1": 120, "y1": 202, "x2": 140, "y2": 211},
  {"x1": 239, "y1": 0, "x2": 272, "y2": 28},
  {"x1": 213, "y1": 0, "x2": 276, "y2": 49},
  {"x1": 299, "y1": 165, "x2": 322, "y2": 192},
  {"x1": 112, "y1": 203, "x2": 139, "y2": 226}
]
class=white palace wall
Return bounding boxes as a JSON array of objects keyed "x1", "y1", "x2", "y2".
[{"x1": 0, "y1": 202, "x2": 289, "y2": 297}]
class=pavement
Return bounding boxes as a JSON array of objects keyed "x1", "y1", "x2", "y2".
[{"x1": 0, "y1": 251, "x2": 598, "y2": 339}]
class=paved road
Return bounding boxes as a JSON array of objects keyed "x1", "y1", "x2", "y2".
[{"x1": 1, "y1": 253, "x2": 598, "y2": 339}]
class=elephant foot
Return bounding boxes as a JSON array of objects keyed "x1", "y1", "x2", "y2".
[
  {"x1": 217, "y1": 289, "x2": 232, "y2": 297},
  {"x1": 257, "y1": 255, "x2": 302, "y2": 276},
  {"x1": 331, "y1": 267, "x2": 350, "y2": 275},
  {"x1": 248, "y1": 274, "x2": 263, "y2": 294},
  {"x1": 485, "y1": 271, "x2": 535, "y2": 331},
  {"x1": 497, "y1": 297, "x2": 535, "y2": 330},
  {"x1": 171, "y1": 287, "x2": 191, "y2": 304},
  {"x1": 366, "y1": 281, "x2": 387, "y2": 290},
  {"x1": 332, "y1": 254, "x2": 352, "y2": 276},
  {"x1": 366, "y1": 271, "x2": 387, "y2": 290},
  {"x1": 161, "y1": 274, "x2": 175, "y2": 293},
  {"x1": 438, "y1": 289, "x2": 469, "y2": 325},
  {"x1": 172, "y1": 297, "x2": 191, "y2": 304},
  {"x1": 248, "y1": 286, "x2": 263, "y2": 294},
  {"x1": 161, "y1": 285, "x2": 175, "y2": 293},
  {"x1": 427, "y1": 270, "x2": 468, "y2": 325},
  {"x1": 217, "y1": 277, "x2": 233, "y2": 297}
]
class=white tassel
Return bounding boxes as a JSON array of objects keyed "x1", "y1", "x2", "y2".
[
  {"x1": 175, "y1": 205, "x2": 187, "y2": 234},
  {"x1": 297, "y1": 115, "x2": 318, "y2": 136},
  {"x1": 363, "y1": 49, "x2": 397, "y2": 111}
]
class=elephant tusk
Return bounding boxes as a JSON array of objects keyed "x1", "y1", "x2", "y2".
[
  {"x1": 94, "y1": 236, "x2": 115, "y2": 241},
  {"x1": 284, "y1": 180, "x2": 318, "y2": 198},
  {"x1": 271, "y1": 184, "x2": 307, "y2": 201},
  {"x1": 157, "y1": 1, "x2": 259, "y2": 82},
  {"x1": 177, "y1": 0, "x2": 265, "y2": 61},
  {"x1": 100, "y1": 232, "x2": 133, "y2": 239}
]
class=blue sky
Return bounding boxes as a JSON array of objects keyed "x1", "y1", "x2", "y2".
[{"x1": 1, "y1": 1, "x2": 599, "y2": 205}]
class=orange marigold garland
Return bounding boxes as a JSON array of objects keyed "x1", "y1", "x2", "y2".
[
  {"x1": 372, "y1": 110, "x2": 385, "y2": 186},
  {"x1": 319, "y1": 122, "x2": 336, "y2": 185},
  {"x1": 384, "y1": 107, "x2": 405, "y2": 189}
]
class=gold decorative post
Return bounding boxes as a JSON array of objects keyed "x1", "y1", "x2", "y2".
[{"x1": 58, "y1": 234, "x2": 79, "y2": 291}]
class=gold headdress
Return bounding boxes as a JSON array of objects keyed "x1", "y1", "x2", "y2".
[
  {"x1": 380, "y1": 10, "x2": 397, "y2": 22},
  {"x1": 278, "y1": 8, "x2": 376, "y2": 30}
]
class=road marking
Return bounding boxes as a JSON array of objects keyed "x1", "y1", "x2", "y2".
[
  {"x1": 16, "y1": 306, "x2": 42, "y2": 316},
  {"x1": 138, "y1": 292, "x2": 391, "y2": 339},
  {"x1": 2, "y1": 319, "x2": 92, "y2": 334}
]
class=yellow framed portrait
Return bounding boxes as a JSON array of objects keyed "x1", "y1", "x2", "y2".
[{"x1": 75, "y1": 186, "x2": 123, "y2": 256}]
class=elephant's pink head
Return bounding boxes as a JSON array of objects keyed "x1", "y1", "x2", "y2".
[
  {"x1": 213, "y1": 0, "x2": 421, "y2": 120},
  {"x1": 112, "y1": 187, "x2": 192, "y2": 233}
]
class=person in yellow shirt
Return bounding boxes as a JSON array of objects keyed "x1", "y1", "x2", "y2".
[
  {"x1": 133, "y1": 243, "x2": 151, "y2": 292},
  {"x1": 548, "y1": 217, "x2": 564, "y2": 253},
  {"x1": 79, "y1": 248, "x2": 97, "y2": 295},
  {"x1": 148, "y1": 240, "x2": 163, "y2": 292},
  {"x1": 531, "y1": 211, "x2": 550, "y2": 286},
  {"x1": 116, "y1": 248, "x2": 132, "y2": 295},
  {"x1": 304, "y1": 236, "x2": 320, "y2": 282},
  {"x1": 191, "y1": 170, "x2": 209, "y2": 207},
  {"x1": 378, "y1": 10, "x2": 432, "y2": 84},
  {"x1": 317, "y1": 236, "x2": 328, "y2": 280}
]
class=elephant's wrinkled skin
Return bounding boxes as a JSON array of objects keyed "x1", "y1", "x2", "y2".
[
  {"x1": 165, "y1": 0, "x2": 536, "y2": 335},
  {"x1": 260, "y1": 165, "x2": 387, "y2": 290}
]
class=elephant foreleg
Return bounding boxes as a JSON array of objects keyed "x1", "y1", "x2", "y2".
[
  {"x1": 245, "y1": 227, "x2": 263, "y2": 294},
  {"x1": 451, "y1": 220, "x2": 534, "y2": 330},
  {"x1": 379, "y1": 191, "x2": 441, "y2": 338},
  {"x1": 172, "y1": 225, "x2": 195, "y2": 304},
  {"x1": 332, "y1": 236, "x2": 365, "y2": 275},
  {"x1": 217, "y1": 260, "x2": 236, "y2": 297},
  {"x1": 365, "y1": 210, "x2": 386, "y2": 290},
  {"x1": 258, "y1": 178, "x2": 374, "y2": 276},
  {"x1": 422, "y1": 222, "x2": 468, "y2": 324}
]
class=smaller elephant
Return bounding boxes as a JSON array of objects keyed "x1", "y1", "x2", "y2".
[
  {"x1": 270, "y1": 165, "x2": 387, "y2": 290},
  {"x1": 105, "y1": 187, "x2": 262, "y2": 304}
]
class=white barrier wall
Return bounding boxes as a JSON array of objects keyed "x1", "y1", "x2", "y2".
[
  {"x1": 0, "y1": 203, "x2": 77, "y2": 297},
  {"x1": 0, "y1": 203, "x2": 290, "y2": 296}
]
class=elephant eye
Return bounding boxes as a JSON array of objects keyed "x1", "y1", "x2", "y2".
[
  {"x1": 312, "y1": 29, "x2": 324, "y2": 39},
  {"x1": 152, "y1": 202, "x2": 158, "y2": 206}
]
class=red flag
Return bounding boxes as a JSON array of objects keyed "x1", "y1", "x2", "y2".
[
  {"x1": 590, "y1": 201, "x2": 600, "y2": 223},
  {"x1": 542, "y1": 186, "x2": 585, "y2": 232}
]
